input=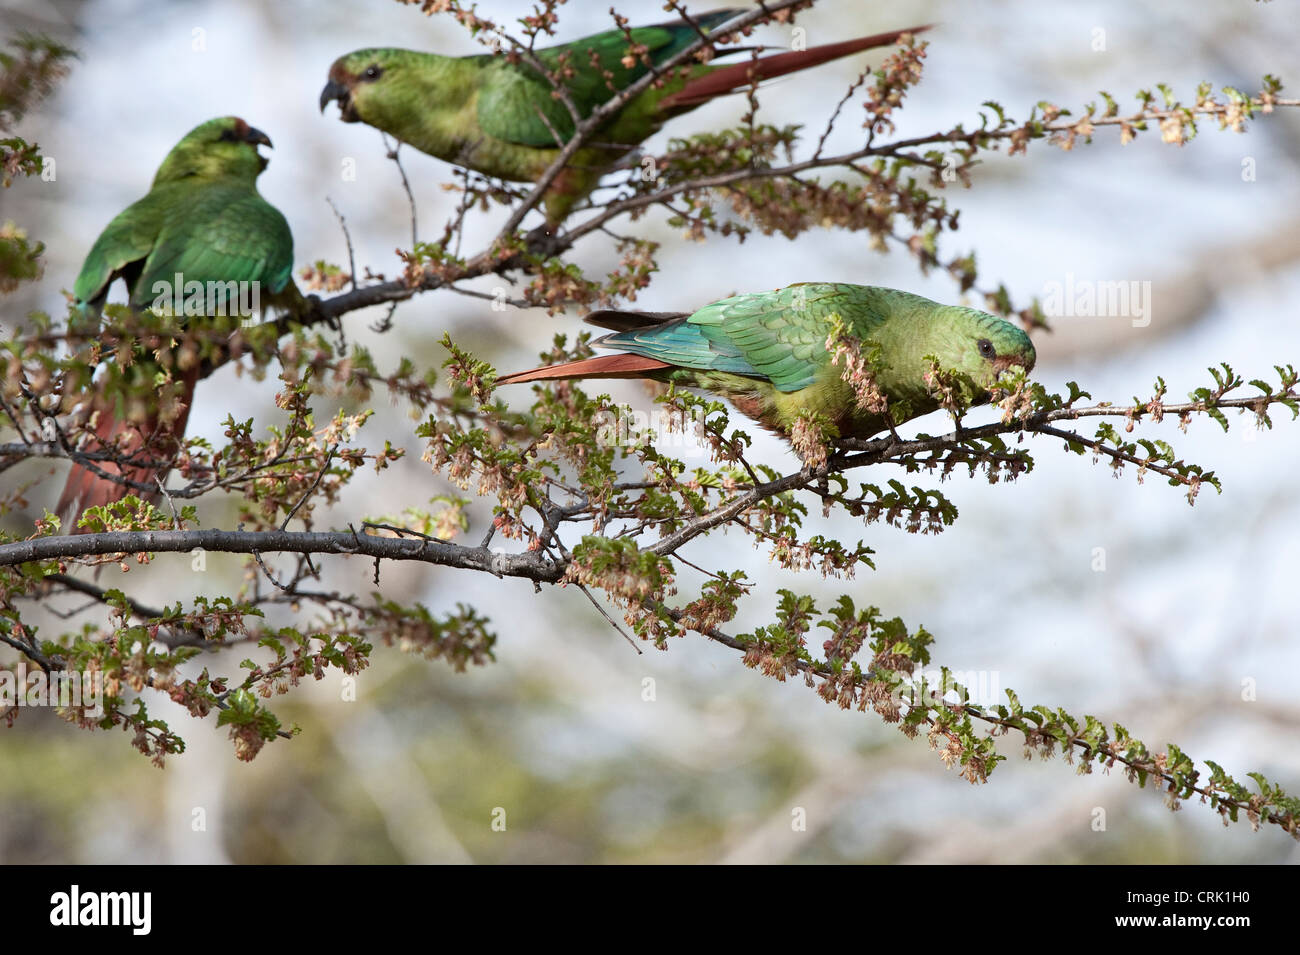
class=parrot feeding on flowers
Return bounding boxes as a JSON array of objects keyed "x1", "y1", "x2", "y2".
[{"x1": 495, "y1": 284, "x2": 1035, "y2": 444}]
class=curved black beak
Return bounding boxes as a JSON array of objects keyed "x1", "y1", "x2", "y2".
[
  {"x1": 245, "y1": 126, "x2": 273, "y2": 149},
  {"x1": 320, "y1": 79, "x2": 348, "y2": 114}
]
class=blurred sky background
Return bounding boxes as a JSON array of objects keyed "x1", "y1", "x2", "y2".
[{"x1": 1, "y1": 0, "x2": 1298, "y2": 863}]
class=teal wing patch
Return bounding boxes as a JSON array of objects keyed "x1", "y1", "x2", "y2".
[
  {"x1": 599, "y1": 317, "x2": 761, "y2": 377},
  {"x1": 601, "y1": 284, "x2": 851, "y2": 392}
]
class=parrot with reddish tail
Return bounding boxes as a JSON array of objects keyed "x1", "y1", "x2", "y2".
[
  {"x1": 58, "y1": 116, "x2": 301, "y2": 531},
  {"x1": 496, "y1": 284, "x2": 1036, "y2": 443},
  {"x1": 320, "y1": 11, "x2": 929, "y2": 225}
]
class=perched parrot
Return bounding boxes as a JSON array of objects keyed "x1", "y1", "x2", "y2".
[
  {"x1": 57, "y1": 116, "x2": 300, "y2": 531},
  {"x1": 319, "y1": 11, "x2": 929, "y2": 225},
  {"x1": 496, "y1": 284, "x2": 1036, "y2": 442}
]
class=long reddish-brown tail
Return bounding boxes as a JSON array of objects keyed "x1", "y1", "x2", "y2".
[
  {"x1": 56, "y1": 368, "x2": 199, "y2": 533},
  {"x1": 659, "y1": 24, "x2": 932, "y2": 109},
  {"x1": 496, "y1": 353, "x2": 673, "y2": 385}
]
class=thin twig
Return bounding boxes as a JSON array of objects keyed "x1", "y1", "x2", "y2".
[
  {"x1": 325, "y1": 196, "x2": 359, "y2": 290},
  {"x1": 382, "y1": 134, "x2": 419, "y2": 247},
  {"x1": 576, "y1": 582, "x2": 641, "y2": 654},
  {"x1": 280, "y1": 444, "x2": 337, "y2": 531}
]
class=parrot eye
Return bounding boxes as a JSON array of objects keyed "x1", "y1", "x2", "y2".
[
  {"x1": 977, "y1": 338, "x2": 996, "y2": 360},
  {"x1": 363, "y1": 64, "x2": 383, "y2": 81}
]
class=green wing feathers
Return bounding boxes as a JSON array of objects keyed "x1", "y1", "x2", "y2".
[
  {"x1": 73, "y1": 184, "x2": 292, "y2": 311},
  {"x1": 136, "y1": 186, "x2": 294, "y2": 301},
  {"x1": 476, "y1": 9, "x2": 743, "y2": 147},
  {"x1": 72, "y1": 194, "x2": 167, "y2": 307}
]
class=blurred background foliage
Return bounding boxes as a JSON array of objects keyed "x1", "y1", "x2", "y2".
[{"x1": 1, "y1": 0, "x2": 1297, "y2": 862}]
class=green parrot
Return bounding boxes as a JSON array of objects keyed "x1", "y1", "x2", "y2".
[
  {"x1": 319, "y1": 11, "x2": 928, "y2": 225},
  {"x1": 58, "y1": 115, "x2": 300, "y2": 530},
  {"x1": 496, "y1": 284, "x2": 1036, "y2": 444}
]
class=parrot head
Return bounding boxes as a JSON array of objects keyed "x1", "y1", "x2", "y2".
[
  {"x1": 152, "y1": 116, "x2": 274, "y2": 186},
  {"x1": 320, "y1": 49, "x2": 412, "y2": 126},
  {"x1": 922, "y1": 305, "x2": 1037, "y2": 406}
]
